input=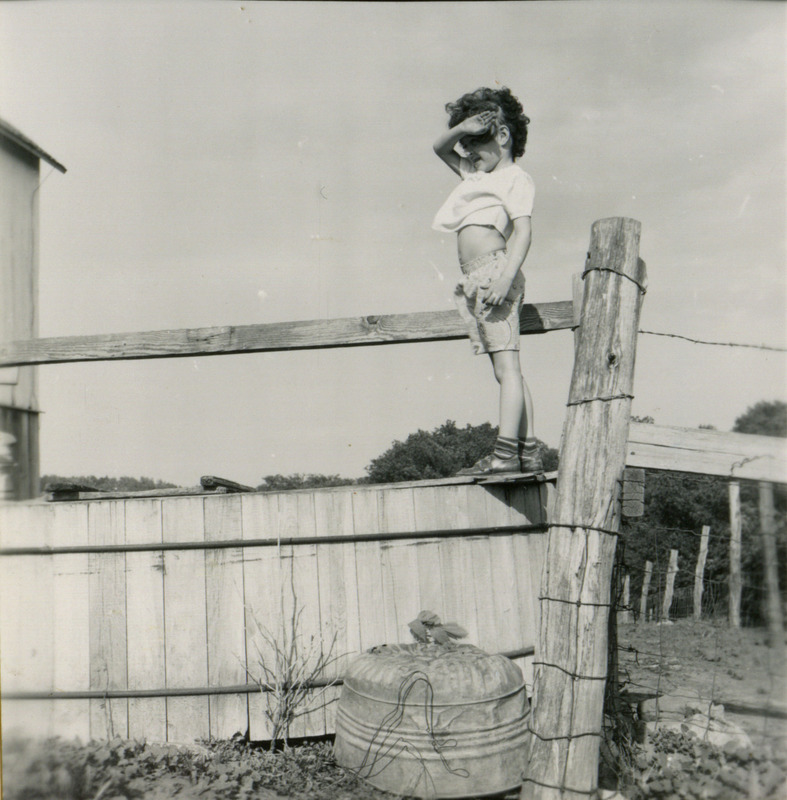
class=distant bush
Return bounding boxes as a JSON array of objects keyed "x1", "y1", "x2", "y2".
[
  {"x1": 256, "y1": 474, "x2": 355, "y2": 492},
  {"x1": 41, "y1": 474, "x2": 179, "y2": 492},
  {"x1": 365, "y1": 419, "x2": 557, "y2": 483}
]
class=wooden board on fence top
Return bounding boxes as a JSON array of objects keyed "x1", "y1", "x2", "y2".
[
  {"x1": 43, "y1": 471, "x2": 558, "y2": 503},
  {"x1": 626, "y1": 422, "x2": 787, "y2": 484},
  {"x1": 0, "y1": 302, "x2": 574, "y2": 366}
]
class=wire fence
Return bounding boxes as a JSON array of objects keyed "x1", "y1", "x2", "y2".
[{"x1": 607, "y1": 468, "x2": 787, "y2": 758}]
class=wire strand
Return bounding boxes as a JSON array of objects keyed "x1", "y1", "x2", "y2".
[{"x1": 639, "y1": 329, "x2": 787, "y2": 352}]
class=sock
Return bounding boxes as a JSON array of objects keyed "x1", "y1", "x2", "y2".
[
  {"x1": 518, "y1": 437, "x2": 539, "y2": 456},
  {"x1": 493, "y1": 436, "x2": 518, "y2": 460}
]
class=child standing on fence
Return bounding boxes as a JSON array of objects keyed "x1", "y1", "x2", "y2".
[{"x1": 432, "y1": 86, "x2": 542, "y2": 475}]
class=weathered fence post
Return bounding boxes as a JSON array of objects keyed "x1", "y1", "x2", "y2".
[
  {"x1": 728, "y1": 480, "x2": 742, "y2": 628},
  {"x1": 661, "y1": 549, "x2": 678, "y2": 622},
  {"x1": 619, "y1": 574, "x2": 631, "y2": 624},
  {"x1": 640, "y1": 560, "x2": 653, "y2": 622},
  {"x1": 758, "y1": 481, "x2": 785, "y2": 651},
  {"x1": 522, "y1": 218, "x2": 645, "y2": 800},
  {"x1": 693, "y1": 526, "x2": 710, "y2": 620}
]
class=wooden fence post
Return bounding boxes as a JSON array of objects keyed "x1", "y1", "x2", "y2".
[
  {"x1": 640, "y1": 560, "x2": 653, "y2": 622},
  {"x1": 758, "y1": 482, "x2": 785, "y2": 651},
  {"x1": 522, "y1": 218, "x2": 645, "y2": 800},
  {"x1": 662, "y1": 549, "x2": 678, "y2": 622},
  {"x1": 693, "y1": 526, "x2": 710, "y2": 620},
  {"x1": 728, "y1": 481, "x2": 742, "y2": 628},
  {"x1": 619, "y1": 574, "x2": 631, "y2": 624}
]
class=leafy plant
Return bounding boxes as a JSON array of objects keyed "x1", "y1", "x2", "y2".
[
  {"x1": 619, "y1": 729, "x2": 786, "y2": 800},
  {"x1": 1, "y1": 737, "x2": 388, "y2": 800},
  {"x1": 407, "y1": 610, "x2": 468, "y2": 645}
]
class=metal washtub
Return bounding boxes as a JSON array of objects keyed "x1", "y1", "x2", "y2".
[{"x1": 333, "y1": 643, "x2": 530, "y2": 798}]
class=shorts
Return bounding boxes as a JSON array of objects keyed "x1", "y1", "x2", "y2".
[{"x1": 453, "y1": 249, "x2": 525, "y2": 355}]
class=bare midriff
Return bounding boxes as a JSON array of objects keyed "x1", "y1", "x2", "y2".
[{"x1": 457, "y1": 224, "x2": 507, "y2": 265}]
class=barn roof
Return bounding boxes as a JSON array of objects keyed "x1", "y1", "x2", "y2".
[{"x1": 0, "y1": 117, "x2": 66, "y2": 173}]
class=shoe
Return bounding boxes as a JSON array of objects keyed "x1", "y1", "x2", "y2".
[
  {"x1": 457, "y1": 453, "x2": 521, "y2": 476},
  {"x1": 519, "y1": 451, "x2": 544, "y2": 474}
]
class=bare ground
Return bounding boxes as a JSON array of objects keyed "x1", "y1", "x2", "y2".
[{"x1": 617, "y1": 618, "x2": 787, "y2": 753}]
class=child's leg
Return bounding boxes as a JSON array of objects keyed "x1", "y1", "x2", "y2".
[
  {"x1": 518, "y1": 374, "x2": 543, "y2": 472},
  {"x1": 520, "y1": 375, "x2": 534, "y2": 440},
  {"x1": 490, "y1": 350, "x2": 525, "y2": 440},
  {"x1": 490, "y1": 351, "x2": 543, "y2": 472},
  {"x1": 456, "y1": 350, "x2": 523, "y2": 475}
]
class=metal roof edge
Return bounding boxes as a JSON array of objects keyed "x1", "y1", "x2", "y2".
[{"x1": 0, "y1": 117, "x2": 67, "y2": 173}]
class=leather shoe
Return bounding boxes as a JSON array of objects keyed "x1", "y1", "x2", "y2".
[
  {"x1": 519, "y1": 452, "x2": 544, "y2": 474},
  {"x1": 457, "y1": 453, "x2": 520, "y2": 476}
]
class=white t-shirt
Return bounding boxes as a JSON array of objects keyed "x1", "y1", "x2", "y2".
[{"x1": 432, "y1": 159, "x2": 535, "y2": 240}]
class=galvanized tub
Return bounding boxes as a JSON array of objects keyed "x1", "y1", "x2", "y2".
[{"x1": 333, "y1": 643, "x2": 530, "y2": 798}]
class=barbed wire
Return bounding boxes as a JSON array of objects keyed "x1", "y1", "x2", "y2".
[{"x1": 639, "y1": 329, "x2": 787, "y2": 353}]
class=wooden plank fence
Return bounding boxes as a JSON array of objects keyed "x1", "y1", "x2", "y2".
[{"x1": 0, "y1": 478, "x2": 550, "y2": 743}]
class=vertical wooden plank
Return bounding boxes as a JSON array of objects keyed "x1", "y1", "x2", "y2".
[
  {"x1": 241, "y1": 492, "x2": 281, "y2": 741},
  {"x1": 314, "y1": 490, "x2": 360, "y2": 733},
  {"x1": 125, "y1": 499, "x2": 167, "y2": 742},
  {"x1": 162, "y1": 496, "x2": 209, "y2": 742},
  {"x1": 0, "y1": 503, "x2": 56, "y2": 738},
  {"x1": 485, "y1": 485, "x2": 524, "y2": 654},
  {"x1": 88, "y1": 501, "x2": 128, "y2": 740},
  {"x1": 693, "y1": 526, "x2": 710, "y2": 621},
  {"x1": 661, "y1": 549, "x2": 679, "y2": 621},
  {"x1": 378, "y1": 487, "x2": 418, "y2": 643},
  {"x1": 204, "y1": 494, "x2": 249, "y2": 740},
  {"x1": 525, "y1": 529, "x2": 547, "y2": 644},
  {"x1": 639, "y1": 561, "x2": 653, "y2": 622},
  {"x1": 282, "y1": 491, "x2": 324, "y2": 738},
  {"x1": 758, "y1": 483, "x2": 785, "y2": 652},
  {"x1": 52, "y1": 502, "x2": 91, "y2": 740},
  {"x1": 728, "y1": 481, "x2": 742, "y2": 628},
  {"x1": 509, "y1": 483, "x2": 548, "y2": 663},
  {"x1": 489, "y1": 534, "x2": 523, "y2": 652},
  {"x1": 431, "y1": 485, "x2": 472, "y2": 632},
  {"x1": 410, "y1": 486, "x2": 447, "y2": 622},
  {"x1": 466, "y1": 485, "x2": 498, "y2": 652},
  {"x1": 351, "y1": 488, "x2": 387, "y2": 650},
  {"x1": 619, "y1": 574, "x2": 632, "y2": 624}
]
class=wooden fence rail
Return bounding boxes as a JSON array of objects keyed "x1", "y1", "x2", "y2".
[
  {"x1": 0, "y1": 302, "x2": 574, "y2": 367},
  {"x1": 627, "y1": 422, "x2": 787, "y2": 484}
]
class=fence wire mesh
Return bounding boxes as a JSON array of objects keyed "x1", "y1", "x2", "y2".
[{"x1": 601, "y1": 467, "x2": 787, "y2": 796}]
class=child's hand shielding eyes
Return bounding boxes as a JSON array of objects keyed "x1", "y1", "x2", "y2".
[{"x1": 460, "y1": 111, "x2": 495, "y2": 136}]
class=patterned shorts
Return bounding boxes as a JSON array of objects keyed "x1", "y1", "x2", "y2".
[{"x1": 454, "y1": 249, "x2": 525, "y2": 355}]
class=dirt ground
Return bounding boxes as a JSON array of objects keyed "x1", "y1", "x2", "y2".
[{"x1": 617, "y1": 618, "x2": 787, "y2": 752}]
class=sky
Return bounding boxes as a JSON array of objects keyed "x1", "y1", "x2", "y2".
[{"x1": 1, "y1": 0, "x2": 785, "y2": 488}]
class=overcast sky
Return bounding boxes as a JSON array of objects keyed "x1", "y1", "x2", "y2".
[{"x1": 1, "y1": 0, "x2": 784, "y2": 487}]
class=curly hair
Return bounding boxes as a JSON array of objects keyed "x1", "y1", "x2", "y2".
[{"x1": 445, "y1": 86, "x2": 530, "y2": 159}]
